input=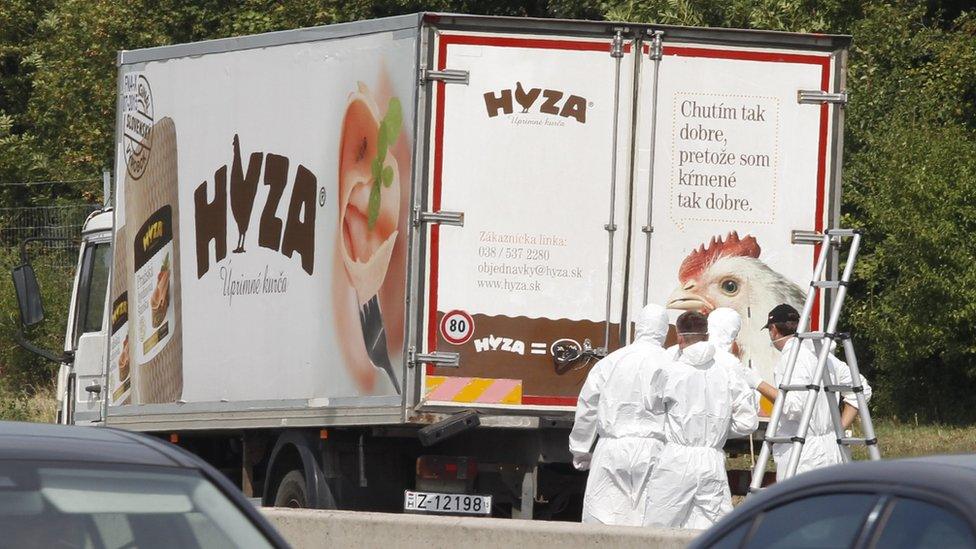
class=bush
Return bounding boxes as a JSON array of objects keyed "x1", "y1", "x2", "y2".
[{"x1": 0, "y1": 246, "x2": 74, "y2": 396}]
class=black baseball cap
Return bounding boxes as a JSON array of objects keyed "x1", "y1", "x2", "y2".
[{"x1": 763, "y1": 303, "x2": 800, "y2": 329}]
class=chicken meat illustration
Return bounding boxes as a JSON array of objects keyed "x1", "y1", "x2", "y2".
[
  {"x1": 334, "y1": 81, "x2": 405, "y2": 395},
  {"x1": 339, "y1": 83, "x2": 400, "y2": 303},
  {"x1": 666, "y1": 232, "x2": 804, "y2": 382}
]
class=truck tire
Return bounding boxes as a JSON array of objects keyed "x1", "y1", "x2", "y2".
[{"x1": 273, "y1": 470, "x2": 308, "y2": 508}]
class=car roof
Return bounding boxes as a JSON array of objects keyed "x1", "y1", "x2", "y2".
[
  {"x1": 0, "y1": 421, "x2": 291, "y2": 548},
  {"x1": 753, "y1": 454, "x2": 976, "y2": 503},
  {"x1": 693, "y1": 455, "x2": 976, "y2": 548},
  {"x1": 0, "y1": 420, "x2": 197, "y2": 468}
]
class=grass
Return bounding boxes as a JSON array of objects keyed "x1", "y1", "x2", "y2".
[
  {"x1": 850, "y1": 419, "x2": 976, "y2": 460},
  {"x1": 0, "y1": 382, "x2": 57, "y2": 423},
  {"x1": 727, "y1": 418, "x2": 976, "y2": 471}
]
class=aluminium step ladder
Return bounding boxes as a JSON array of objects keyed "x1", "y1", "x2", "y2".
[{"x1": 749, "y1": 229, "x2": 881, "y2": 491}]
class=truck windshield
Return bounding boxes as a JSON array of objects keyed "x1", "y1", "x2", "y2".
[
  {"x1": 74, "y1": 241, "x2": 111, "y2": 342},
  {"x1": 0, "y1": 460, "x2": 275, "y2": 549}
]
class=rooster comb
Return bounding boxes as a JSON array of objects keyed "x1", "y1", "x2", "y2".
[{"x1": 678, "y1": 231, "x2": 761, "y2": 283}]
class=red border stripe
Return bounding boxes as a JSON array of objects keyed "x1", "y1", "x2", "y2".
[
  {"x1": 663, "y1": 46, "x2": 830, "y2": 66},
  {"x1": 434, "y1": 34, "x2": 612, "y2": 53},
  {"x1": 426, "y1": 36, "x2": 449, "y2": 376}
]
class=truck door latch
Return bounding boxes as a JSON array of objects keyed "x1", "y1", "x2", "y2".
[
  {"x1": 420, "y1": 68, "x2": 469, "y2": 85},
  {"x1": 412, "y1": 206, "x2": 464, "y2": 227},
  {"x1": 85, "y1": 383, "x2": 102, "y2": 395},
  {"x1": 797, "y1": 90, "x2": 848, "y2": 105},
  {"x1": 409, "y1": 347, "x2": 460, "y2": 369}
]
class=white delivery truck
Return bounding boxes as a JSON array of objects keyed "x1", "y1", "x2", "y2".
[{"x1": 12, "y1": 13, "x2": 850, "y2": 516}]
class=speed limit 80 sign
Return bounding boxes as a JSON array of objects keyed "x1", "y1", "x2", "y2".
[{"x1": 440, "y1": 310, "x2": 474, "y2": 345}]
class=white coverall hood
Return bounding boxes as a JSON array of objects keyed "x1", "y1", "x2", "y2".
[
  {"x1": 568, "y1": 303, "x2": 672, "y2": 526},
  {"x1": 707, "y1": 308, "x2": 741, "y2": 353},
  {"x1": 634, "y1": 304, "x2": 669, "y2": 346},
  {"x1": 643, "y1": 339, "x2": 757, "y2": 530},
  {"x1": 677, "y1": 340, "x2": 716, "y2": 367}
]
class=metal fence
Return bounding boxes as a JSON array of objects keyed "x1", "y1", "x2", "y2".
[{"x1": 0, "y1": 203, "x2": 101, "y2": 268}]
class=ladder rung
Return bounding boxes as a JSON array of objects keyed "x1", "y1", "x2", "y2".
[
  {"x1": 765, "y1": 435, "x2": 805, "y2": 444},
  {"x1": 797, "y1": 331, "x2": 852, "y2": 341},
  {"x1": 825, "y1": 384, "x2": 863, "y2": 393},
  {"x1": 839, "y1": 437, "x2": 878, "y2": 446},
  {"x1": 780, "y1": 384, "x2": 821, "y2": 392},
  {"x1": 811, "y1": 280, "x2": 847, "y2": 289},
  {"x1": 826, "y1": 228, "x2": 861, "y2": 237}
]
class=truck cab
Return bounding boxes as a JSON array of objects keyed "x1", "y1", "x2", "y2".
[
  {"x1": 61, "y1": 209, "x2": 113, "y2": 425},
  {"x1": 14, "y1": 208, "x2": 113, "y2": 425}
]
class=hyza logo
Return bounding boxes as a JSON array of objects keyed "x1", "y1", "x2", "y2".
[
  {"x1": 483, "y1": 82, "x2": 589, "y2": 124},
  {"x1": 194, "y1": 135, "x2": 322, "y2": 278},
  {"x1": 123, "y1": 73, "x2": 153, "y2": 179}
]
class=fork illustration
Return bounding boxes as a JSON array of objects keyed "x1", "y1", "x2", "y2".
[{"x1": 358, "y1": 295, "x2": 401, "y2": 394}]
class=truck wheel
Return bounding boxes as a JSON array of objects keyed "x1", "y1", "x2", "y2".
[{"x1": 273, "y1": 470, "x2": 308, "y2": 508}]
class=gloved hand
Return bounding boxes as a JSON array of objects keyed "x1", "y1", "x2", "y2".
[
  {"x1": 573, "y1": 454, "x2": 592, "y2": 471},
  {"x1": 735, "y1": 364, "x2": 763, "y2": 390}
]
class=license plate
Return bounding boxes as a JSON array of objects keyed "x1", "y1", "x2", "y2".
[{"x1": 403, "y1": 490, "x2": 491, "y2": 515}]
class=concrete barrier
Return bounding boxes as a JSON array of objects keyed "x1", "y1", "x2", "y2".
[{"x1": 261, "y1": 508, "x2": 699, "y2": 548}]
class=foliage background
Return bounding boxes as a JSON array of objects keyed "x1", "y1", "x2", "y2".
[{"x1": 1, "y1": 0, "x2": 974, "y2": 422}]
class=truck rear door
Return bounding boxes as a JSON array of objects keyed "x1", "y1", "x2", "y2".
[
  {"x1": 627, "y1": 32, "x2": 844, "y2": 394},
  {"x1": 417, "y1": 28, "x2": 636, "y2": 409}
]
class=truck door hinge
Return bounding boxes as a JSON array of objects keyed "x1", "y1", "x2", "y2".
[
  {"x1": 648, "y1": 30, "x2": 664, "y2": 61},
  {"x1": 797, "y1": 90, "x2": 848, "y2": 105},
  {"x1": 412, "y1": 205, "x2": 464, "y2": 227},
  {"x1": 408, "y1": 347, "x2": 460, "y2": 369},
  {"x1": 792, "y1": 230, "x2": 823, "y2": 245},
  {"x1": 420, "y1": 68, "x2": 469, "y2": 85},
  {"x1": 791, "y1": 229, "x2": 839, "y2": 246}
]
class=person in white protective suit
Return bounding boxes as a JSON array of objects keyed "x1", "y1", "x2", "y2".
[
  {"x1": 569, "y1": 304, "x2": 671, "y2": 525},
  {"x1": 760, "y1": 304, "x2": 873, "y2": 481},
  {"x1": 706, "y1": 308, "x2": 765, "y2": 391},
  {"x1": 643, "y1": 312, "x2": 758, "y2": 530}
]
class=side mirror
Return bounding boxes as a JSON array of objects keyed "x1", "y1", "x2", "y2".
[{"x1": 12, "y1": 263, "x2": 44, "y2": 327}]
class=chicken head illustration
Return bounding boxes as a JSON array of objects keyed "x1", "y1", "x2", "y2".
[{"x1": 666, "y1": 231, "x2": 804, "y2": 383}]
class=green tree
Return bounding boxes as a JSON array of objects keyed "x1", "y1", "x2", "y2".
[
  {"x1": 843, "y1": 5, "x2": 976, "y2": 422},
  {"x1": 3, "y1": 0, "x2": 976, "y2": 425}
]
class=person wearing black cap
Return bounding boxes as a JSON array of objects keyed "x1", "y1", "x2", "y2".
[{"x1": 762, "y1": 303, "x2": 872, "y2": 479}]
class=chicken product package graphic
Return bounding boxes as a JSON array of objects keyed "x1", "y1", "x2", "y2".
[
  {"x1": 108, "y1": 231, "x2": 132, "y2": 406},
  {"x1": 122, "y1": 116, "x2": 184, "y2": 404},
  {"x1": 104, "y1": 16, "x2": 846, "y2": 421}
]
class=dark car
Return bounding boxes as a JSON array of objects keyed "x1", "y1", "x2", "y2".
[
  {"x1": 692, "y1": 455, "x2": 976, "y2": 549},
  {"x1": 0, "y1": 421, "x2": 289, "y2": 549}
]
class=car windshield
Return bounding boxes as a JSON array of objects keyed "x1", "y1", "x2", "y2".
[{"x1": 0, "y1": 460, "x2": 275, "y2": 549}]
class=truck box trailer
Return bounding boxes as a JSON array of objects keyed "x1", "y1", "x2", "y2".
[{"x1": 13, "y1": 13, "x2": 849, "y2": 517}]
